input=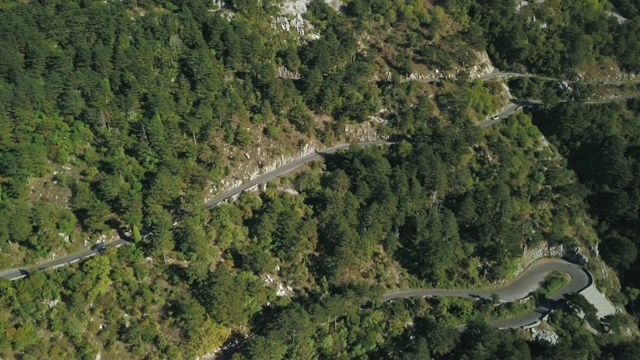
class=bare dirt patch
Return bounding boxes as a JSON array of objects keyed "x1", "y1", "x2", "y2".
[{"x1": 28, "y1": 163, "x2": 77, "y2": 209}]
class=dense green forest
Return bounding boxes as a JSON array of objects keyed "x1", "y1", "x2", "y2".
[
  {"x1": 0, "y1": 0, "x2": 511, "y2": 269},
  {"x1": 1, "y1": 0, "x2": 640, "y2": 358},
  {"x1": 0, "y1": 0, "x2": 376, "y2": 266},
  {"x1": 346, "y1": 0, "x2": 640, "y2": 76},
  {"x1": 534, "y1": 100, "x2": 640, "y2": 314},
  {"x1": 3, "y1": 113, "x2": 636, "y2": 358},
  {"x1": 611, "y1": 0, "x2": 640, "y2": 18},
  {"x1": 444, "y1": 0, "x2": 640, "y2": 75}
]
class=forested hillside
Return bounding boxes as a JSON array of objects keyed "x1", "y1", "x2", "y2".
[
  {"x1": 2, "y1": 110, "x2": 629, "y2": 359},
  {"x1": 534, "y1": 100, "x2": 640, "y2": 316},
  {"x1": 0, "y1": 0, "x2": 511, "y2": 269},
  {"x1": 0, "y1": 0, "x2": 375, "y2": 266},
  {"x1": 611, "y1": 0, "x2": 640, "y2": 18},
  {"x1": 1, "y1": 0, "x2": 640, "y2": 359},
  {"x1": 444, "y1": 0, "x2": 640, "y2": 75}
]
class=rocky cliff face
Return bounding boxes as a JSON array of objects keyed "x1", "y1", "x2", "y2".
[
  {"x1": 272, "y1": 0, "x2": 344, "y2": 39},
  {"x1": 205, "y1": 120, "x2": 383, "y2": 203},
  {"x1": 205, "y1": 140, "x2": 322, "y2": 202},
  {"x1": 376, "y1": 50, "x2": 497, "y2": 82},
  {"x1": 273, "y1": 0, "x2": 318, "y2": 39}
]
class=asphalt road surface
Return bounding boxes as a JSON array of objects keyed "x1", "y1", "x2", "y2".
[
  {"x1": 0, "y1": 239, "x2": 126, "y2": 280},
  {"x1": 382, "y1": 258, "x2": 592, "y2": 329},
  {"x1": 586, "y1": 93, "x2": 640, "y2": 104},
  {"x1": 476, "y1": 102, "x2": 521, "y2": 128}
]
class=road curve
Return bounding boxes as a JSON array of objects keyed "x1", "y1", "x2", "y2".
[{"x1": 382, "y1": 258, "x2": 592, "y2": 329}]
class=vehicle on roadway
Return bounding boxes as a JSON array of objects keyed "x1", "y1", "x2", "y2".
[
  {"x1": 491, "y1": 115, "x2": 499, "y2": 120},
  {"x1": 92, "y1": 243, "x2": 107, "y2": 253}
]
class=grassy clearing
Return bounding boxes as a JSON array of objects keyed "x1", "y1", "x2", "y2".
[
  {"x1": 541, "y1": 271, "x2": 570, "y2": 295},
  {"x1": 489, "y1": 298, "x2": 537, "y2": 321},
  {"x1": 530, "y1": 270, "x2": 570, "y2": 305}
]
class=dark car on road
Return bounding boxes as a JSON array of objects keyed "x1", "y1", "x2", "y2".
[{"x1": 92, "y1": 243, "x2": 107, "y2": 253}]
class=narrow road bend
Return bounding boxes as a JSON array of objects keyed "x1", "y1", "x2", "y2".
[{"x1": 383, "y1": 258, "x2": 592, "y2": 329}]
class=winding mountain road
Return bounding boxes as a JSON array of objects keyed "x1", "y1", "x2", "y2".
[
  {"x1": 3, "y1": 75, "x2": 638, "y2": 281},
  {"x1": 3, "y1": 93, "x2": 634, "y2": 277},
  {"x1": 1, "y1": 78, "x2": 632, "y2": 330},
  {"x1": 383, "y1": 258, "x2": 592, "y2": 329}
]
